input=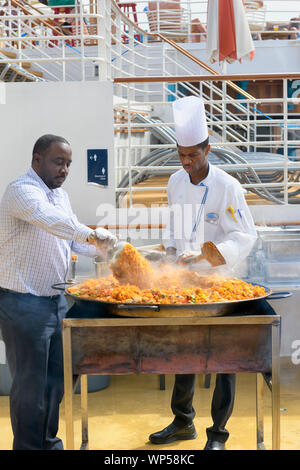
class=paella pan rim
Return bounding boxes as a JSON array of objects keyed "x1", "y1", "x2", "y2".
[{"x1": 66, "y1": 282, "x2": 272, "y2": 309}]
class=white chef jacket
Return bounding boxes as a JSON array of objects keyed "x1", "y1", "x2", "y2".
[{"x1": 163, "y1": 164, "x2": 257, "y2": 268}]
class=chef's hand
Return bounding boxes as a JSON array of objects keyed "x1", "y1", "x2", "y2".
[
  {"x1": 164, "y1": 247, "x2": 177, "y2": 265},
  {"x1": 201, "y1": 241, "x2": 226, "y2": 267},
  {"x1": 177, "y1": 251, "x2": 203, "y2": 265},
  {"x1": 88, "y1": 228, "x2": 118, "y2": 255}
]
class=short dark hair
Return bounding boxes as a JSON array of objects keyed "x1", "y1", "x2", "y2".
[
  {"x1": 32, "y1": 134, "x2": 70, "y2": 156},
  {"x1": 176, "y1": 136, "x2": 209, "y2": 151},
  {"x1": 196, "y1": 136, "x2": 209, "y2": 150}
]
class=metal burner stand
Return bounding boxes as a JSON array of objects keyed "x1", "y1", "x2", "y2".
[{"x1": 62, "y1": 314, "x2": 281, "y2": 450}]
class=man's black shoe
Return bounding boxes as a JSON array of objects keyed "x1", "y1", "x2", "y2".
[
  {"x1": 203, "y1": 439, "x2": 226, "y2": 450},
  {"x1": 149, "y1": 422, "x2": 197, "y2": 444}
]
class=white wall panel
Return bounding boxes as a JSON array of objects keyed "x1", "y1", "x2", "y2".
[{"x1": 0, "y1": 81, "x2": 115, "y2": 224}]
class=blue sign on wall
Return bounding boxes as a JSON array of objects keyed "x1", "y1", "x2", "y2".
[{"x1": 87, "y1": 149, "x2": 108, "y2": 187}]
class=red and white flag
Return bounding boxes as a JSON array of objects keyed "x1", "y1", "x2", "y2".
[{"x1": 206, "y1": 0, "x2": 255, "y2": 64}]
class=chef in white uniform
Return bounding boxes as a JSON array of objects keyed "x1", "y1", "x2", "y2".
[
  {"x1": 149, "y1": 96, "x2": 273, "y2": 450},
  {"x1": 163, "y1": 95, "x2": 257, "y2": 267}
]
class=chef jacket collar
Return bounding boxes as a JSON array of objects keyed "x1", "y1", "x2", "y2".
[
  {"x1": 27, "y1": 167, "x2": 61, "y2": 198},
  {"x1": 185, "y1": 163, "x2": 213, "y2": 186}
]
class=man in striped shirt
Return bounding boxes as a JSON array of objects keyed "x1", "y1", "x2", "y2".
[{"x1": 0, "y1": 134, "x2": 117, "y2": 450}]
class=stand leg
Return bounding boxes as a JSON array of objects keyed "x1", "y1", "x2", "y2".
[
  {"x1": 272, "y1": 321, "x2": 281, "y2": 450},
  {"x1": 204, "y1": 374, "x2": 211, "y2": 388},
  {"x1": 81, "y1": 374, "x2": 89, "y2": 450},
  {"x1": 159, "y1": 374, "x2": 165, "y2": 390},
  {"x1": 62, "y1": 323, "x2": 74, "y2": 450},
  {"x1": 256, "y1": 373, "x2": 265, "y2": 450},
  {"x1": 199, "y1": 374, "x2": 211, "y2": 388}
]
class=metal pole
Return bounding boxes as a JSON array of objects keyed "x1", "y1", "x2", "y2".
[
  {"x1": 186, "y1": 0, "x2": 191, "y2": 41},
  {"x1": 79, "y1": 0, "x2": 85, "y2": 81},
  {"x1": 272, "y1": 319, "x2": 281, "y2": 450},
  {"x1": 222, "y1": 79, "x2": 227, "y2": 144},
  {"x1": 62, "y1": 40, "x2": 66, "y2": 81},
  {"x1": 62, "y1": 322, "x2": 74, "y2": 450},
  {"x1": 105, "y1": 0, "x2": 111, "y2": 80},
  {"x1": 127, "y1": 82, "x2": 133, "y2": 207},
  {"x1": 17, "y1": 4, "x2": 22, "y2": 67},
  {"x1": 80, "y1": 374, "x2": 89, "y2": 450},
  {"x1": 97, "y1": 0, "x2": 106, "y2": 80},
  {"x1": 283, "y1": 78, "x2": 288, "y2": 204},
  {"x1": 115, "y1": 8, "x2": 121, "y2": 89},
  {"x1": 256, "y1": 373, "x2": 265, "y2": 450}
]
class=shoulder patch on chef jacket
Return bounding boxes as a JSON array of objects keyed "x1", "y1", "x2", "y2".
[{"x1": 205, "y1": 212, "x2": 219, "y2": 224}]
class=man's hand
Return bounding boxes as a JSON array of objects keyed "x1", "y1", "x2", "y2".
[{"x1": 88, "y1": 228, "x2": 118, "y2": 256}]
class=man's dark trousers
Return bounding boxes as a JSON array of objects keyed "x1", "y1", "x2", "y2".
[
  {"x1": 0, "y1": 290, "x2": 69, "y2": 450},
  {"x1": 171, "y1": 299, "x2": 277, "y2": 444}
]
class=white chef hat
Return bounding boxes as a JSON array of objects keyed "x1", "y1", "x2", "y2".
[{"x1": 173, "y1": 96, "x2": 208, "y2": 147}]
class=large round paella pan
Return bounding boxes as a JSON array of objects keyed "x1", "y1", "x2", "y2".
[
  {"x1": 53, "y1": 278, "x2": 290, "y2": 318},
  {"x1": 53, "y1": 243, "x2": 291, "y2": 318}
]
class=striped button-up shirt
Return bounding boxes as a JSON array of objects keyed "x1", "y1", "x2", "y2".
[{"x1": 0, "y1": 167, "x2": 98, "y2": 296}]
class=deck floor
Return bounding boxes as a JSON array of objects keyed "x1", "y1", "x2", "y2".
[{"x1": 0, "y1": 358, "x2": 299, "y2": 450}]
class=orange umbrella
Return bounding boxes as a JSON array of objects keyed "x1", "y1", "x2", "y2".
[{"x1": 206, "y1": 0, "x2": 255, "y2": 64}]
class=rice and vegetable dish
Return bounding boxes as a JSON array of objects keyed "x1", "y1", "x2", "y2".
[{"x1": 67, "y1": 244, "x2": 266, "y2": 304}]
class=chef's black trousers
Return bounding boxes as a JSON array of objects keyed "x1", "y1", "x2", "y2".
[
  {"x1": 171, "y1": 298, "x2": 277, "y2": 444},
  {"x1": 0, "y1": 289, "x2": 69, "y2": 450}
]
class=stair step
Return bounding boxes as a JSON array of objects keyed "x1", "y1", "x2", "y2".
[
  {"x1": 21, "y1": 61, "x2": 31, "y2": 69},
  {"x1": 0, "y1": 63, "x2": 43, "y2": 82},
  {"x1": 27, "y1": 68, "x2": 43, "y2": 78},
  {"x1": 0, "y1": 49, "x2": 43, "y2": 79},
  {"x1": 0, "y1": 50, "x2": 34, "y2": 69},
  {"x1": 0, "y1": 48, "x2": 17, "y2": 59}
]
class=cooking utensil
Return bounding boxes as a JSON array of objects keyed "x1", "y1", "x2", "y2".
[
  {"x1": 108, "y1": 242, "x2": 157, "y2": 289},
  {"x1": 107, "y1": 240, "x2": 128, "y2": 261},
  {"x1": 180, "y1": 254, "x2": 205, "y2": 264},
  {"x1": 136, "y1": 244, "x2": 165, "y2": 252},
  {"x1": 52, "y1": 281, "x2": 291, "y2": 318},
  {"x1": 181, "y1": 241, "x2": 226, "y2": 267},
  {"x1": 109, "y1": 242, "x2": 165, "y2": 261}
]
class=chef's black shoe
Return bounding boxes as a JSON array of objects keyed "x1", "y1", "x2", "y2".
[
  {"x1": 149, "y1": 422, "x2": 197, "y2": 444},
  {"x1": 203, "y1": 439, "x2": 226, "y2": 450}
]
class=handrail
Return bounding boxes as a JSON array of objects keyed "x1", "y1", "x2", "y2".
[
  {"x1": 111, "y1": 0, "x2": 150, "y2": 36},
  {"x1": 153, "y1": 33, "x2": 256, "y2": 100},
  {"x1": 114, "y1": 72, "x2": 300, "y2": 83},
  {"x1": 14, "y1": 0, "x2": 47, "y2": 17},
  {"x1": 111, "y1": 0, "x2": 255, "y2": 101},
  {"x1": 11, "y1": 0, "x2": 67, "y2": 37}
]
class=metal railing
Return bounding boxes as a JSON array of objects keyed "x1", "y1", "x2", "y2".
[
  {"x1": 1, "y1": 0, "x2": 300, "y2": 209},
  {"x1": 115, "y1": 0, "x2": 300, "y2": 42},
  {"x1": 1, "y1": 0, "x2": 299, "y2": 82},
  {"x1": 0, "y1": 0, "x2": 112, "y2": 81},
  {"x1": 110, "y1": 1, "x2": 260, "y2": 153},
  {"x1": 114, "y1": 73, "x2": 300, "y2": 208}
]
